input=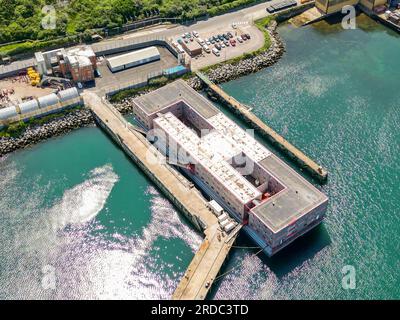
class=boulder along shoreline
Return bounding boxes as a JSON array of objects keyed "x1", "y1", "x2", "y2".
[{"x1": 0, "y1": 21, "x2": 285, "y2": 157}]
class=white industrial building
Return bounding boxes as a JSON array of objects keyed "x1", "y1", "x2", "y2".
[
  {"x1": 130, "y1": 80, "x2": 329, "y2": 256},
  {"x1": 106, "y1": 46, "x2": 160, "y2": 72}
]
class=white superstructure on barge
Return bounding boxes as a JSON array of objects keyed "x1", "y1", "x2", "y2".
[{"x1": 131, "y1": 80, "x2": 328, "y2": 256}]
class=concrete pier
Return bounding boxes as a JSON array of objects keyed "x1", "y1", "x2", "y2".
[
  {"x1": 196, "y1": 72, "x2": 328, "y2": 183},
  {"x1": 83, "y1": 91, "x2": 238, "y2": 300}
]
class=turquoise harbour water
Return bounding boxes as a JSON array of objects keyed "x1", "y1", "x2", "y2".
[{"x1": 1, "y1": 15, "x2": 399, "y2": 299}]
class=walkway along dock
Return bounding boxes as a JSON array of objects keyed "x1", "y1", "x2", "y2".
[
  {"x1": 195, "y1": 72, "x2": 328, "y2": 183},
  {"x1": 83, "y1": 91, "x2": 239, "y2": 300}
]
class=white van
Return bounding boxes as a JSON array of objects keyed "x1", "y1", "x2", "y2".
[
  {"x1": 212, "y1": 48, "x2": 220, "y2": 56},
  {"x1": 224, "y1": 222, "x2": 236, "y2": 233},
  {"x1": 176, "y1": 44, "x2": 185, "y2": 54},
  {"x1": 197, "y1": 37, "x2": 205, "y2": 45},
  {"x1": 203, "y1": 44, "x2": 210, "y2": 53}
]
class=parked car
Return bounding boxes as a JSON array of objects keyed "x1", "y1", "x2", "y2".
[
  {"x1": 184, "y1": 38, "x2": 189, "y2": 43},
  {"x1": 236, "y1": 36, "x2": 243, "y2": 43},
  {"x1": 210, "y1": 38, "x2": 215, "y2": 44},
  {"x1": 218, "y1": 34, "x2": 224, "y2": 40},
  {"x1": 203, "y1": 44, "x2": 211, "y2": 53},
  {"x1": 206, "y1": 40, "x2": 211, "y2": 45},
  {"x1": 229, "y1": 39, "x2": 236, "y2": 46},
  {"x1": 176, "y1": 44, "x2": 185, "y2": 54},
  {"x1": 227, "y1": 32, "x2": 233, "y2": 39},
  {"x1": 192, "y1": 30, "x2": 199, "y2": 37},
  {"x1": 223, "y1": 33, "x2": 229, "y2": 40},
  {"x1": 197, "y1": 37, "x2": 205, "y2": 45},
  {"x1": 241, "y1": 34, "x2": 247, "y2": 40},
  {"x1": 215, "y1": 43, "x2": 221, "y2": 50},
  {"x1": 224, "y1": 40, "x2": 230, "y2": 47},
  {"x1": 185, "y1": 32, "x2": 191, "y2": 38},
  {"x1": 221, "y1": 42, "x2": 226, "y2": 48},
  {"x1": 231, "y1": 23, "x2": 237, "y2": 29},
  {"x1": 245, "y1": 33, "x2": 251, "y2": 39},
  {"x1": 177, "y1": 39, "x2": 183, "y2": 45},
  {"x1": 212, "y1": 48, "x2": 220, "y2": 56}
]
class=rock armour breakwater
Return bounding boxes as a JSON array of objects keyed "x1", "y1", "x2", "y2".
[{"x1": 0, "y1": 22, "x2": 284, "y2": 157}]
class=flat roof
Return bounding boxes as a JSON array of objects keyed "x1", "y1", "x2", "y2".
[
  {"x1": 107, "y1": 46, "x2": 160, "y2": 69},
  {"x1": 133, "y1": 79, "x2": 219, "y2": 119},
  {"x1": 253, "y1": 155, "x2": 328, "y2": 232},
  {"x1": 154, "y1": 112, "x2": 261, "y2": 204},
  {"x1": 182, "y1": 41, "x2": 202, "y2": 51}
]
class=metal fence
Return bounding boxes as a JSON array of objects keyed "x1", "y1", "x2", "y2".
[
  {"x1": 93, "y1": 35, "x2": 178, "y2": 57},
  {"x1": 103, "y1": 65, "x2": 188, "y2": 98},
  {"x1": 105, "y1": 17, "x2": 182, "y2": 36},
  {"x1": 103, "y1": 76, "x2": 148, "y2": 98}
]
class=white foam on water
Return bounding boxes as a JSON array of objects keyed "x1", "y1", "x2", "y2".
[{"x1": 49, "y1": 164, "x2": 119, "y2": 230}]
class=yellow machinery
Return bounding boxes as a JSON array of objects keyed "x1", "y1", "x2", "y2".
[{"x1": 27, "y1": 67, "x2": 41, "y2": 86}]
